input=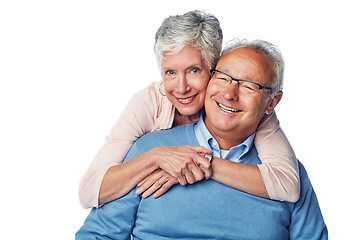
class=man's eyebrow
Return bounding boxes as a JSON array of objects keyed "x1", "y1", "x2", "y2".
[{"x1": 217, "y1": 69, "x2": 252, "y2": 81}]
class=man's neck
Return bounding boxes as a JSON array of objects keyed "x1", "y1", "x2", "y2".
[
  {"x1": 203, "y1": 116, "x2": 250, "y2": 150},
  {"x1": 212, "y1": 134, "x2": 248, "y2": 150}
]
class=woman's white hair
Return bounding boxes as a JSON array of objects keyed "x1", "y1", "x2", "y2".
[
  {"x1": 154, "y1": 10, "x2": 223, "y2": 70},
  {"x1": 222, "y1": 38, "x2": 285, "y2": 96}
]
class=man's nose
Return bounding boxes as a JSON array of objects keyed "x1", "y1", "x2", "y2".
[{"x1": 223, "y1": 81, "x2": 239, "y2": 101}]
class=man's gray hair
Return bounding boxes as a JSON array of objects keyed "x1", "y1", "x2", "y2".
[
  {"x1": 154, "y1": 10, "x2": 223, "y2": 70},
  {"x1": 222, "y1": 39, "x2": 285, "y2": 95}
]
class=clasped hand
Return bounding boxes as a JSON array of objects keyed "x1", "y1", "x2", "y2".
[{"x1": 135, "y1": 145, "x2": 213, "y2": 198}]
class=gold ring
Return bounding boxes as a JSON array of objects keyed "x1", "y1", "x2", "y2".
[{"x1": 157, "y1": 178, "x2": 162, "y2": 185}]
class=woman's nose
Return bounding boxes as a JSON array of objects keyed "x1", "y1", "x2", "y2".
[{"x1": 176, "y1": 74, "x2": 190, "y2": 94}]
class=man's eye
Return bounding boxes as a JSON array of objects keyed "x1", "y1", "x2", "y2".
[
  {"x1": 166, "y1": 70, "x2": 175, "y2": 75},
  {"x1": 218, "y1": 77, "x2": 228, "y2": 82},
  {"x1": 242, "y1": 83, "x2": 258, "y2": 91}
]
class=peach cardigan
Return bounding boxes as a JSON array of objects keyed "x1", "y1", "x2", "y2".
[{"x1": 79, "y1": 81, "x2": 299, "y2": 208}]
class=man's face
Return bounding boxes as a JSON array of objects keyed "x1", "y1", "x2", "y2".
[{"x1": 204, "y1": 47, "x2": 282, "y2": 149}]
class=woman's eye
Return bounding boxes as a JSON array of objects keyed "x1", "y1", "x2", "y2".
[
  {"x1": 166, "y1": 70, "x2": 175, "y2": 75},
  {"x1": 190, "y1": 68, "x2": 199, "y2": 74}
]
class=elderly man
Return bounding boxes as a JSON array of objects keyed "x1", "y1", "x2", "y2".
[{"x1": 76, "y1": 39, "x2": 328, "y2": 240}]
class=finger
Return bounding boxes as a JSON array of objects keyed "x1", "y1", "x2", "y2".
[
  {"x1": 202, "y1": 163, "x2": 213, "y2": 179},
  {"x1": 136, "y1": 178, "x2": 154, "y2": 195},
  {"x1": 182, "y1": 167, "x2": 196, "y2": 184},
  {"x1": 138, "y1": 169, "x2": 163, "y2": 187},
  {"x1": 197, "y1": 160, "x2": 213, "y2": 180},
  {"x1": 137, "y1": 175, "x2": 150, "y2": 187},
  {"x1": 193, "y1": 154, "x2": 213, "y2": 179},
  {"x1": 141, "y1": 184, "x2": 158, "y2": 198},
  {"x1": 187, "y1": 163, "x2": 205, "y2": 182},
  {"x1": 187, "y1": 145, "x2": 213, "y2": 154},
  {"x1": 177, "y1": 174, "x2": 187, "y2": 185},
  {"x1": 153, "y1": 178, "x2": 178, "y2": 198},
  {"x1": 141, "y1": 176, "x2": 167, "y2": 198},
  {"x1": 136, "y1": 171, "x2": 163, "y2": 195}
]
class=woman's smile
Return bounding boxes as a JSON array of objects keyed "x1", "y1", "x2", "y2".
[{"x1": 176, "y1": 94, "x2": 198, "y2": 105}]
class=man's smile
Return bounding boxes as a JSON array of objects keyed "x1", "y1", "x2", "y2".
[{"x1": 217, "y1": 102, "x2": 242, "y2": 113}]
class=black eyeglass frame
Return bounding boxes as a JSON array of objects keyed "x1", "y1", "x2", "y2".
[{"x1": 210, "y1": 69, "x2": 273, "y2": 93}]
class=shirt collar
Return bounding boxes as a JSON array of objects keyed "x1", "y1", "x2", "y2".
[{"x1": 194, "y1": 113, "x2": 255, "y2": 162}]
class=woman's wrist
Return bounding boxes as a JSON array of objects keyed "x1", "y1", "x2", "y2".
[{"x1": 146, "y1": 147, "x2": 162, "y2": 170}]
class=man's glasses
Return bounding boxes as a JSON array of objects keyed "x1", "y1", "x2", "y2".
[{"x1": 210, "y1": 69, "x2": 273, "y2": 94}]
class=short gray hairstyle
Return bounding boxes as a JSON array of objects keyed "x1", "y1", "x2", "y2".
[
  {"x1": 222, "y1": 39, "x2": 285, "y2": 95},
  {"x1": 154, "y1": 10, "x2": 223, "y2": 70}
]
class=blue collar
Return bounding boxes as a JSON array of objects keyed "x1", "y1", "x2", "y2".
[{"x1": 194, "y1": 113, "x2": 255, "y2": 162}]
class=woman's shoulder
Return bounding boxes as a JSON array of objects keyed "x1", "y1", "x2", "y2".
[
  {"x1": 137, "y1": 81, "x2": 162, "y2": 96},
  {"x1": 124, "y1": 81, "x2": 164, "y2": 109},
  {"x1": 130, "y1": 81, "x2": 165, "y2": 106},
  {"x1": 137, "y1": 81, "x2": 175, "y2": 130}
]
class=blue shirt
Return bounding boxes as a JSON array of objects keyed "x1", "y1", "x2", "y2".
[{"x1": 76, "y1": 123, "x2": 328, "y2": 240}]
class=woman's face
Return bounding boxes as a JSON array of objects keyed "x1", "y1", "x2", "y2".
[{"x1": 161, "y1": 45, "x2": 211, "y2": 116}]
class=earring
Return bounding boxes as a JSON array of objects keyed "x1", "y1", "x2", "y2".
[{"x1": 159, "y1": 81, "x2": 166, "y2": 96}]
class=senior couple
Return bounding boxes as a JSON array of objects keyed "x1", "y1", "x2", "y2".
[{"x1": 77, "y1": 10, "x2": 327, "y2": 239}]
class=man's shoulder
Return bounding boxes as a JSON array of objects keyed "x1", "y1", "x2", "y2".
[
  {"x1": 123, "y1": 123, "x2": 199, "y2": 163},
  {"x1": 297, "y1": 160, "x2": 312, "y2": 190},
  {"x1": 134, "y1": 123, "x2": 197, "y2": 148}
]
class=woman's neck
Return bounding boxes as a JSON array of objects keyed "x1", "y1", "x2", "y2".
[{"x1": 172, "y1": 109, "x2": 201, "y2": 127}]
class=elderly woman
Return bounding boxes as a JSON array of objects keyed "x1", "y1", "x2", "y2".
[{"x1": 79, "y1": 10, "x2": 299, "y2": 208}]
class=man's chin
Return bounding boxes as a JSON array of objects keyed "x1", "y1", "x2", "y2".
[{"x1": 206, "y1": 117, "x2": 235, "y2": 134}]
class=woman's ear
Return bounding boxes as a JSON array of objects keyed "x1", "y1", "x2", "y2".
[{"x1": 265, "y1": 91, "x2": 283, "y2": 114}]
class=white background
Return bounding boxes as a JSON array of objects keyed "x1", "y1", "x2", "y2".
[{"x1": 1, "y1": 0, "x2": 359, "y2": 239}]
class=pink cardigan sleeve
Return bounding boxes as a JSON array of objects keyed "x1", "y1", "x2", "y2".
[
  {"x1": 78, "y1": 81, "x2": 175, "y2": 208},
  {"x1": 255, "y1": 111, "x2": 300, "y2": 202}
]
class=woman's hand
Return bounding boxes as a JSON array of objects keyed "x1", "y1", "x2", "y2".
[
  {"x1": 136, "y1": 169, "x2": 178, "y2": 198},
  {"x1": 148, "y1": 145, "x2": 213, "y2": 185}
]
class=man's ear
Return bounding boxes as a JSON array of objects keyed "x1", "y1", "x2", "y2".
[{"x1": 265, "y1": 91, "x2": 283, "y2": 114}]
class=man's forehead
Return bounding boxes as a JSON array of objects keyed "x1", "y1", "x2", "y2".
[
  {"x1": 220, "y1": 47, "x2": 272, "y2": 69},
  {"x1": 217, "y1": 47, "x2": 273, "y2": 83},
  {"x1": 220, "y1": 47, "x2": 266, "y2": 64}
]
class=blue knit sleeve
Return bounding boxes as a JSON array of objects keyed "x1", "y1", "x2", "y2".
[
  {"x1": 76, "y1": 142, "x2": 143, "y2": 239},
  {"x1": 289, "y1": 162, "x2": 328, "y2": 239}
]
